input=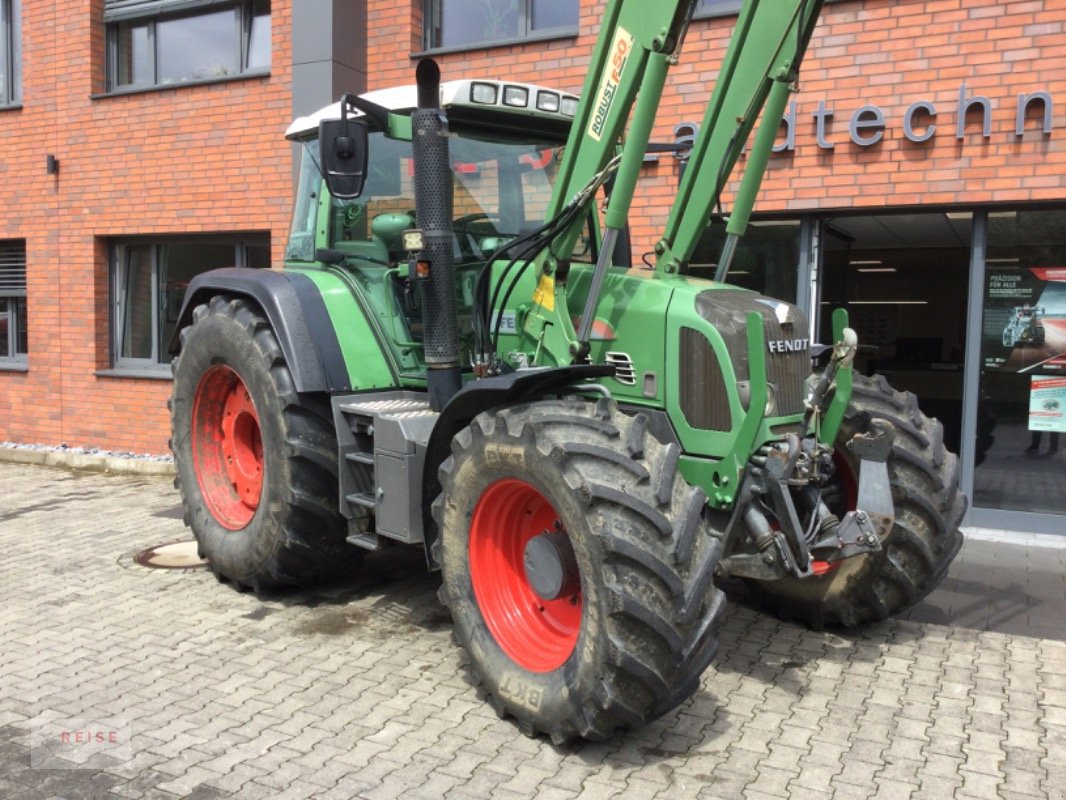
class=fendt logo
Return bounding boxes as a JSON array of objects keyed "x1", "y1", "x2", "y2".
[
  {"x1": 588, "y1": 28, "x2": 634, "y2": 142},
  {"x1": 768, "y1": 338, "x2": 809, "y2": 354}
]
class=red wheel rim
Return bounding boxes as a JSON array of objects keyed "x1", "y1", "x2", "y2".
[
  {"x1": 811, "y1": 450, "x2": 860, "y2": 576},
  {"x1": 469, "y1": 479, "x2": 582, "y2": 673},
  {"x1": 191, "y1": 365, "x2": 264, "y2": 530}
]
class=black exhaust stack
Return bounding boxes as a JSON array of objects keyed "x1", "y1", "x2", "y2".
[{"x1": 412, "y1": 59, "x2": 462, "y2": 411}]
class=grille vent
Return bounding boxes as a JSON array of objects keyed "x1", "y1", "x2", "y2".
[{"x1": 605, "y1": 352, "x2": 636, "y2": 386}]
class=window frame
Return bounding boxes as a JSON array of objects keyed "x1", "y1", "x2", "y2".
[
  {"x1": 421, "y1": 0, "x2": 578, "y2": 54},
  {"x1": 0, "y1": 0, "x2": 22, "y2": 107},
  {"x1": 0, "y1": 240, "x2": 27, "y2": 367},
  {"x1": 104, "y1": 0, "x2": 270, "y2": 94},
  {"x1": 108, "y1": 234, "x2": 269, "y2": 374}
]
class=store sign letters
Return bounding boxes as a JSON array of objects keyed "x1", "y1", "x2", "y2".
[{"x1": 668, "y1": 83, "x2": 1053, "y2": 156}]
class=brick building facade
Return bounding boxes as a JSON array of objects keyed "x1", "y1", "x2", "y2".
[
  {"x1": 2, "y1": 0, "x2": 1064, "y2": 532},
  {"x1": 365, "y1": 0, "x2": 1066, "y2": 249},
  {"x1": 0, "y1": 0, "x2": 360, "y2": 454}
]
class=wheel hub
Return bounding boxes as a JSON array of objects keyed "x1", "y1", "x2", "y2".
[{"x1": 523, "y1": 529, "x2": 580, "y2": 602}]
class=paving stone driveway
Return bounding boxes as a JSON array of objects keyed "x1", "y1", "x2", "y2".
[{"x1": 1, "y1": 462, "x2": 1063, "y2": 800}]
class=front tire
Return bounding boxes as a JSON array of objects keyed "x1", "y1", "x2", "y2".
[
  {"x1": 436, "y1": 398, "x2": 725, "y2": 742},
  {"x1": 170, "y1": 296, "x2": 360, "y2": 591},
  {"x1": 746, "y1": 373, "x2": 966, "y2": 628}
]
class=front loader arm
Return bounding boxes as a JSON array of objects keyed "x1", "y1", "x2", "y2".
[
  {"x1": 522, "y1": 0, "x2": 826, "y2": 367},
  {"x1": 519, "y1": 0, "x2": 699, "y2": 365},
  {"x1": 656, "y1": 0, "x2": 823, "y2": 276}
]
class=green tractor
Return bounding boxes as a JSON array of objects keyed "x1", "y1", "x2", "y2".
[{"x1": 169, "y1": 0, "x2": 965, "y2": 742}]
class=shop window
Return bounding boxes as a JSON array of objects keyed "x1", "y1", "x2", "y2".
[
  {"x1": 974, "y1": 208, "x2": 1066, "y2": 516},
  {"x1": 0, "y1": 0, "x2": 21, "y2": 106},
  {"x1": 687, "y1": 219, "x2": 801, "y2": 303},
  {"x1": 0, "y1": 240, "x2": 27, "y2": 366},
  {"x1": 105, "y1": 0, "x2": 270, "y2": 92},
  {"x1": 423, "y1": 0, "x2": 577, "y2": 51},
  {"x1": 110, "y1": 235, "x2": 269, "y2": 370}
]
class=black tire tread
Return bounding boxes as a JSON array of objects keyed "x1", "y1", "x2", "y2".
[
  {"x1": 748, "y1": 373, "x2": 965, "y2": 628},
  {"x1": 437, "y1": 399, "x2": 726, "y2": 742},
  {"x1": 171, "y1": 296, "x2": 360, "y2": 591}
]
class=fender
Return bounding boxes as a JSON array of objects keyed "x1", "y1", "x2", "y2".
[
  {"x1": 421, "y1": 364, "x2": 615, "y2": 569},
  {"x1": 170, "y1": 268, "x2": 390, "y2": 393}
]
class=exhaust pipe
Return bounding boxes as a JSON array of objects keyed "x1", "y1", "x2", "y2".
[{"x1": 411, "y1": 59, "x2": 462, "y2": 411}]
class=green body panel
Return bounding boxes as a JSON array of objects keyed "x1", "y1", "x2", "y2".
[
  {"x1": 286, "y1": 266, "x2": 399, "y2": 391},
  {"x1": 495, "y1": 261, "x2": 805, "y2": 504}
]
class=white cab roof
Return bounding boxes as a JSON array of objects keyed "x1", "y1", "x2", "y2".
[{"x1": 286, "y1": 79, "x2": 579, "y2": 139}]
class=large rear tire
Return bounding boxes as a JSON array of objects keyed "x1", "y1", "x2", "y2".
[
  {"x1": 170, "y1": 296, "x2": 361, "y2": 591},
  {"x1": 436, "y1": 398, "x2": 725, "y2": 742},
  {"x1": 745, "y1": 373, "x2": 966, "y2": 628}
]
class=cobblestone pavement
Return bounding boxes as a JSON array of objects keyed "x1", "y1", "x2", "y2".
[{"x1": 1, "y1": 462, "x2": 1064, "y2": 800}]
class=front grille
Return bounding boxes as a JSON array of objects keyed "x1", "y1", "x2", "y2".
[
  {"x1": 692, "y1": 291, "x2": 809, "y2": 416},
  {"x1": 679, "y1": 327, "x2": 732, "y2": 431}
]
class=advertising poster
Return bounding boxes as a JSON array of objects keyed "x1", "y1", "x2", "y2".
[
  {"x1": 1029, "y1": 376, "x2": 1066, "y2": 433},
  {"x1": 983, "y1": 267, "x2": 1066, "y2": 374}
]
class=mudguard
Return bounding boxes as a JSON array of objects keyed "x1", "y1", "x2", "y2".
[
  {"x1": 421, "y1": 364, "x2": 615, "y2": 569},
  {"x1": 169, "y1": 268, "x2": 394, "y2": 394}
]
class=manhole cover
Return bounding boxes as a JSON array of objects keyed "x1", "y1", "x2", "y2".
[{"x1": 134, "y1": 541, "x2": 207, "y2": 570}]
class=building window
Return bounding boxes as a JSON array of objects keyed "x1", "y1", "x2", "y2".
[
  {"x1": 689, "y1": 219, "x2": 801, "y2": 303},
  {"x1": 423, "y1": 0, "x2": 577, "y2": 51},
  {"x1": 0, "y1": 240, "x2": 27, "y2": 365},
  {"x1": 694, "y1": 0, "x2": 742, "y2": 17},
  {"x1": 105, "y1": 0, "x2": 270, "y2": 92},
  {"x1": 0, "y1": 0, "x2": 21, "y2": 106},
  {"x1": 110, "y1": 234, "x2": 270, "y2": 369},
  {"x1": 974, "y1": 208, "x2": 1066, "y2": 517}
]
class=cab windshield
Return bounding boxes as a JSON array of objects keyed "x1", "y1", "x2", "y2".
[{"x1": 286, "y1": 131, "x2": 586, "y2": 265}]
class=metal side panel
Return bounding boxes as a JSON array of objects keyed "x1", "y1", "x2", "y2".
[{"x1": 333, "y1": 390, "x2": 438, "y2": 545}]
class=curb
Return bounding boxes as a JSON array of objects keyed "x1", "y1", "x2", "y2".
[{"x1": 0, "y1": 447, "x2": 175, "y2": 477}]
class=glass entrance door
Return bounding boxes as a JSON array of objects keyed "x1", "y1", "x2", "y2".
[{"x1": 817, "y1": 213, "x2": 973, "y2": 455}]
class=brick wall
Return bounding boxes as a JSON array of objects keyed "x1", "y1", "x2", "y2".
[
  {"x1": 2, "y1": 0, "x2": 1063, "y2": 455},
  {"x1": 0, "y1": 0, "x2": 294, "y2": 454},
  {"x1": 367, "y1": 0, "x2": 1066, "y2": 254}
]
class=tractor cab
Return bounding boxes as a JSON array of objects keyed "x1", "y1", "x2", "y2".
[{"x1": 283, "y1": 80, "x2": 593, "y2": 373}]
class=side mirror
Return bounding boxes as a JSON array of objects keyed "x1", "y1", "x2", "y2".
[{"x1": 319, "y1": 107, "x2": 368, "y2": 200}]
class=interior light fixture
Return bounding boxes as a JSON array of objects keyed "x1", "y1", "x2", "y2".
[
  {"x1": 849, "y1": 259, "x2": 882, "y2": 265},
  {"x1": 847, "y1": 300, "x2": 929, "y2": 305},
  {"x1": 986, "y1": 258, "x2": 1021, "y2": 264},
  {"x1": 946, "y1": 212, "x2": 973, "y2": 220},
  {"x1": 857, "y1": 267, "x2": 897, "y2": 273}
]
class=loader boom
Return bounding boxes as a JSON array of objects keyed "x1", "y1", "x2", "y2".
[{"x1": 522, "y1": 0, "x2": 824, "y2": 364}]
